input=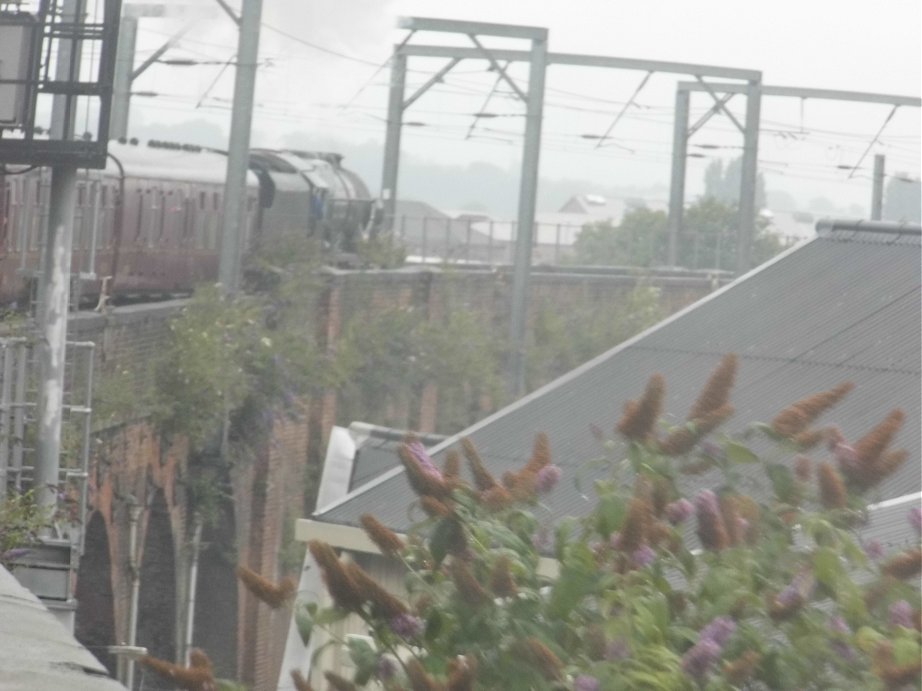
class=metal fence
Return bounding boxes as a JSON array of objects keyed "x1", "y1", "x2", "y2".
[{"x1": 389, "y1": 215, "x2": 803, "y2": 272}]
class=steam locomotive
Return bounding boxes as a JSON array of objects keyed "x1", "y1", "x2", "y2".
[{"x1": 0, "y1": 140, "x2": 376, "y2": 304}]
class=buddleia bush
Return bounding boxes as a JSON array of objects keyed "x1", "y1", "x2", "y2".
[{"x1": 214, "y1": 355, "x2": 920, "y2": 691}]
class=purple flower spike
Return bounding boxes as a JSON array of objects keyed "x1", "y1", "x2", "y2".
[
  {"x1": 407, "y1": 441, "x2": 442, "y2": 478},
  {"x1": 532, "y1": 527, "x2": 552, "y2": 552},
  {"x1": 832, "y1": 640, "x2": 856, "y2": 662},
  {"x1": 389, "y1": 613, "x2": 424, "y2": 639},
  {"x1": 889, "y1": 600, "x2": 914, "y2": 629},
  {"x1": 535, "y1": 464, "x2": 562, "y2": 494},
  {"x1": 605, "y1": 639, "x2": 630, "y2": 661},
  {"x1": 909, "y1": 506, "x2": 922, "y2": 535},
  {"x1": 695, "y1": 490, "x2": 720, "y2": 516},
  {"x1": 665, "y1": 498, "x2": 694, "y2": 525},
  {"x1": 863, "y1": 539, "x2": 885, "y2": 561},
  {"x1": 700, "y1": 616, "x2": 736, "y2": 647},
  {"x1": 681, "y1": 638, "x2": 721, "y2": 679},
  {"x1": 574, "y1": 675, "x2": 600, "y2": 691},
  {"x1": 829, "y1": 616, "x2": 851, "y2": 635},
  {"x1": 632, "y1": 545, "x2": 656, "y2": 568},
  {"x1": 833, "y1": 443, "x2": 859, "y2": 474},
  {"x1": 375, "y1": 654, "x2": 399, "y2": 680}
]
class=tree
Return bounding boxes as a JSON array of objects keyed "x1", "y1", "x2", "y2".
[
  {"x1": 570, "y1": 208, "x2": 668, "y2": 267},
  {"x1": 289, "y1": 355, "x2": 921, "y2": 690},
  {"x1": 570, "y1": 200, "x2": 784, "y2": 271}
]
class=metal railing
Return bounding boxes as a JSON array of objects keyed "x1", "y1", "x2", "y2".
[{"x1": 388, "y1": 214, "x2": 803, "y2": 272}]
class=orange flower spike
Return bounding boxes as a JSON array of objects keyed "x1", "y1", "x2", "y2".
[
  {"x1": 490, "y1": 556, "x2": 518, "y2": 597},
  {"x1": 442, "y1": 449, "x2": 462, "y2": 480},
  {"x1": 735, "y1": 495, "x2": 761, "y2": 544},
  {"x1": 307, "y1": 540, "x2": 364, "y2": 612},
  {"x1": 359, "y1": 514, "x2": 404, "y2": 557},
  {"x1": 719, "y1": 494, "x2": 742, "y2": 546},
  {"x1": 873, "y1": 642, "x2": 922, "y2": 690},
  {"x1": 873, "y1": 449, "x2": 909, "y2": 482},
  {"x1": 618, "y1": 498, "x2": 651, "y2": 553},
  {"x1": 817, "y1": 462, "x2": 848, "y2": 509},
  {"x1": 345, "y1": 561, "x2": 408, "y2": 619},
  {"x1": 882, "y1": 549, "x2": 922, "y2": 580},
  {"x1": 695, "y1": 490, "x2": 729, "y2": 552},
  {"x1": 450, "y1": 559, "x2": 491, "y2": 606},
  {"x1": 421, "y1": 496, "x2": 455, "y2": 518},
  {"x1": 236, "y1": 565, "x2": 297, "y2": 609},
  {"x1": 794, "y1": 455, "x2": 812, "y2": 482},
  {"x1": 480, "y1": 485, "x2": 514, "y2": 511},
  {"x1": 723, "y1": 651, "x2": 762, "y2": 686},
  {"x1": 794, "y1": 427, "x2": 826, "y2": 450},
  {"x1": 854, "y1": 409, "x2": 905, "y2": 465},
  {"x1": 521, "y1": 638, "x2": 564, "y2": 681},
  {"x1": 617, "y1": 374, "x2": 665, "y2": 442},
  {"x1": 771, "y1": 382, "x2": 854, "y2": 437},
  {"x1": 523, "y1": 432, "x2": 552, "y2": 473},
  {"x1": 290, "y1": 670, "x2": 314, "y2": 691},
  {"x1": 406, "y1": 658, "x2": 442, "y2": 691},
  {"x1": 139, "y1": 650, "x2": 215, "y2": 691},
  {"x1": 687, "y1": 353, "x2": 738, "y2": 421},
  {"x1": 447, "y1": 655, "x2": 478, "y2": 691},
  {"x1": 461, "y1": 437, "x2": 497, "y2": 491},
  {"x1": 658, "y1": 404, "x2": 734, "y2": 456},
  {"x1": 651, "y1": 475, "x2": 673, "y2": 517}
]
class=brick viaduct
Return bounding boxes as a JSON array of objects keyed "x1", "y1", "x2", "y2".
[{"x1": 67, "y1": 267, "x2": 721, "y2": 689}]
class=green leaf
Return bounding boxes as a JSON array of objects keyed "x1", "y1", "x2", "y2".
[
  {"x1": 766, "y1": 463, "x2": 798, "y2": 504},
  {"x1": 346, "y1": 636, "x2": 378, "y2": 685},
  {"x1": 295, "y1": 604, "x2": 314, "y2": 645},
  {"x1": 813, "y1": 547, "x2": 842, "y2": 590},
  {"x1": 548, "y1": 565, "x2": 595, "y2": 619},
  {"x1": 216, "y1": 680, "x2": 249, "y2": 691},
  {"x1": 891, "y1": 637, "x2": 921, "y2": 665},
  {"x1": 725, "y1": 440, "x2": 759, "y2": 464},
  {"x1": 314, "y1": 606, "x2": 349, "y2": 627},
  {"x1": 429, "y1": 518, "x2": 460, "y2": 567},
  {"x1": 595, "y1": 494, "x2": 626, "y2": 537}
]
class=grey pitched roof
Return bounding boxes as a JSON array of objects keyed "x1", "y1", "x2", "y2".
[
  {"x1": 317, "y1": 223, "x2": 921, "y2": 539},
  {"x1": 0, "y1": 566, "x2": 126, "y2": 691}
]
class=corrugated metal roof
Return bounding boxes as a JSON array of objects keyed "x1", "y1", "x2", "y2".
[
  {"x1": 0, "y1": 566, "x2": 126, "y2": 691},
  {"x1": 317, "y1": 226, "x2": 921, "y2": 546}
]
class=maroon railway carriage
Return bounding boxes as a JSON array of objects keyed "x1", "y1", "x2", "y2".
[{"x1": 0, "y1": 140, "x2": 259, "y2": 304}]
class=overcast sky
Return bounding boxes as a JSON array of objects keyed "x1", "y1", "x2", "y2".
[{"x1": 131, "y1": 0, "x2": 921, "y2": 210}]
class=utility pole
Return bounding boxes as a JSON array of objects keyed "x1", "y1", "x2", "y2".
[
  {"x1": 508, "y1": 35, "x2": 547, "y2": 398},
  {"x1": 110, "y1": 14, "x2": 138, "y2": 140},
  {"x1": 666, "y1": 89, "x2": 690, "y2": 267},
  {"x1": 218, "y1": 0, "x2": 263, "y2": 295},
  {"x1": 36, "y1": 0, "x2": 87, "y2": 515},
  {"x1": 871, "y1": 154, "x2": 885, "y2": 220},
  {"x1": 380, "y1": 51, "x2": 407, "y2": 232},
  {"x1": 736, "y1": 80, "x2": 762, "y2": 275}
]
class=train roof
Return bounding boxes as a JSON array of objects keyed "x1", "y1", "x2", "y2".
[
  {"x1": 105, "y1": 140, "x2": 259, "y2": 187},
  {"x1": 250, "y1": 149, "x2": 371, "y2": 200}
]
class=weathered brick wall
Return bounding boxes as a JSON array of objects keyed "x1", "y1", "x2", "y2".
[{"x1": 67, "y1": 267, "x2": 720, "y2": 687}]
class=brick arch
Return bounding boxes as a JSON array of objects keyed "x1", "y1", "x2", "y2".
[
  {"x1": 137, "y1": 489, "x2": 176, "y2": 688},
  {"x1": 75, "y1": 511, "x2": 116, "y2": 676},
  {"x1": 192, "y1": 499, "x2": 239, "y2": 679}
]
